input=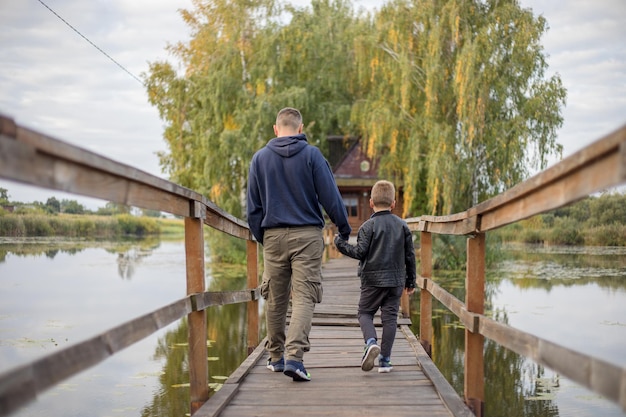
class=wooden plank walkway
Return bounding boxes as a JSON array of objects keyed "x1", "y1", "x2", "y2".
[{"x1": 197, "y1": 257, "x2": 473, "y2": 417}]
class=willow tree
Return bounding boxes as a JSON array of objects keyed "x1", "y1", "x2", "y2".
[
  {"x1": 270, "y1": 0, "x2": 362, "y2": 151},
  {"x1": 145, "y1": 0, "x2": 362, "y2": 216},
  {"x1": 144, "y1": 0, "x2": 280, "y2": 217},
  {"x1": 351, "y1": 0, "x2": 430, "y2": 215},
  {"x1": 352, "y1": 0, "x2": 566, "y2": 216}
]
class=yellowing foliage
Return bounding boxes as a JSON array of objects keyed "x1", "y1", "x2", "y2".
[
  {"x1": 210, "y1": 183, "x2": 225, "y2": 201},
  {"x1": 223, "y1": 115, "x2": 238, "y2": 131},
  {"x1": 390, "y1": 129, "x2": 399, "y2": 154}
]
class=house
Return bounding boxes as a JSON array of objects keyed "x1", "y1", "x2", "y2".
[{"x1": 329, "y1": 136, "x2": 404, "y2": 234}]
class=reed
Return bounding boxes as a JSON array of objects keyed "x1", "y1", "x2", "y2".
[{"x1": 0, "y1": 213, "x2": 180, "y2": 238}]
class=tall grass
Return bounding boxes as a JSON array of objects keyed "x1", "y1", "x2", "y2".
[
  {"x1": 0, "y1": 213, "x2": 180, "y2": 238},
  {"x1": 495, "y1": 219, "x2": 626, "y2": 246},
  {"x1": 494, "y1": 193, "x2": 626, "y2": 246}
]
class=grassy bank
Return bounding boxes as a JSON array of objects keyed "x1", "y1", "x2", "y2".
[
  {"x1": 495, "y1": 220, "x2": 626, "y2": 246},
  {"x1": 0, "y1": 213, "x2": 184, "y2": 238},
  {"x1": 494, "y1": 192, "x2": 626, "y2": 246}
]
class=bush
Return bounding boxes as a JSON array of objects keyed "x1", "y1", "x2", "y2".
[
  {"x1": 548, "y1": 218, "x2": 583, "y2": 245},
  {"x1": 21, "y1": 215, "x2": 54, "y2": 236},
  {"x1": 521, "y1": 229, "x2": 544, "y2": 244},
  {"x1": 0, "y1": 216, "x2": 25, "y2": 236},
  {"x1": 583, "y1": 225, "x2": 626, "y2": 246},
  {"x1": 116, "y1": 214, "x2": 159, "y2": 236}
]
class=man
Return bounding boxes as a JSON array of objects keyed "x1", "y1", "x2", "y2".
[{"x1": 247, "y1": 107, "x2": 351, "y2": 381}]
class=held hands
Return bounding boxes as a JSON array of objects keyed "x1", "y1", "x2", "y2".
[{"x1": 333, "y1": 234, "x2": 347, "y2": 246}]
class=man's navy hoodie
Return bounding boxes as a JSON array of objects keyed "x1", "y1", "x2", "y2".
[{"x1": 247, "y1": 133, "x2": 351, "y2": 244}]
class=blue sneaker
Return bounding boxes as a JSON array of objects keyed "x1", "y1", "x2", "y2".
[
  {"x1": 283, "y1": 360, "x2": 311, "y2": 382},
  {"x1": 361, "y1": 342, "x2": 380, "y2": 372},
  {"x1": 378, "y1": 357, "x2": 393, "y2": 373},
  {"x1": 266, "y1": 356, "x2": 284, "y2": 372}
]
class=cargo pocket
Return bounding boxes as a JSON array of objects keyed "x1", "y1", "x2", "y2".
[
  {"x1": 260, "y1": 273, "x2": 270, "y2": 300},
  {"x1": 311, "y1": 274, "x2": 323, "y2": 303}
]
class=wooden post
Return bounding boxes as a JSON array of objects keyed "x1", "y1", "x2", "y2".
[
  {"x1": 400, "y1": 290, "x2": 410, "y2": 318},
  {"x1": 465, "y1": 233, "x2": 485, "y2": 416},
  {"x1": 185, "y1": 209, "x2": 209, "y2": 415},
  {"x1": 419, "y1": 231, "x2": 433, "y2": 356},
  {"x1": 246, "y1": 239, "x2": 259, "y2": 355}
]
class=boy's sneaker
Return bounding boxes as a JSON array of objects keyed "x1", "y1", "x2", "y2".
[
  {"x1": 283, "y1": 360, "x2": 311, "y2": 382},
  {"x1": 361, "y1": 342, "x2": 381, "y2": 372},
  {"x1": 266, "y1": 356, "x2": 284, "y2": 372},
  {"x1": 378, "y1": 357, "x2": 393, "y2": 373}
]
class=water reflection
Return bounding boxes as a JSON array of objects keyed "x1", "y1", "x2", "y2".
[
  {"x1": 116, "y1": 246, "x2": 155, "y2": 280},
  {"x1": 2, "y1": 238, "x2": 623, "y2": 417},
  {"x1": 410, "y1": 244, "x2": 626, "y2": 417},
  {"x1": 0, "y1": 237, "x2": 162, "y2": 280},
  {"x1": 138, "y1": 263, "x2": 250, "y2": 417}
]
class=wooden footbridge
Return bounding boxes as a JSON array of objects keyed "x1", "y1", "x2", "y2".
[
  {"x1": 195, "y1": 256, "x2": 472, "y2": 417},
  {"x1": 1, "y1": 115, "x2": 625, "y2": 416}
]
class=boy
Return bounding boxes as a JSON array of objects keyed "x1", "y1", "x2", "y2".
[{"x1": 334, "y1": 180, "x2": 416, "y2": 373}]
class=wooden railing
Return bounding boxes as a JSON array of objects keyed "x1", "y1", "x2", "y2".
[
  {"x1": 2, "y1": 112, "x2": 625, "y2": 416},
  {"x1": 0, "y1": 115, "x2": 260, "y2": 416},
  {"x1": 405, "y1": 124, "x2": 626, "y2": 416}
]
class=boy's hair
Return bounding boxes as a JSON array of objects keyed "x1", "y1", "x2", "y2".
[
  {"x1": 276, "y1": 107, "x2": 303, "y2": 131},
  {"x1": 371, "y1": 180, "x2": 395, "y2": 208}
]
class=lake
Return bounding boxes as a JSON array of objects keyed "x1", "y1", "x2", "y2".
[{"x1": 0, "y1": 238, "x2": 625, "y2": 416}]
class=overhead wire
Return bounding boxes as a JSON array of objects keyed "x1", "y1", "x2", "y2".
[{"x1": 36, "y1": 0, "x2": 144, "y2": 86}]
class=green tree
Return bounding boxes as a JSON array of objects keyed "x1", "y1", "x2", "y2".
[
  {"x1": 146, "y1": 0, "x2": 565, "y2": 221},
  {"x1": 271, "y1": 0, "x2": 361, "y2": 152},
  {"x1": 45, "y1": 197, "x2": 61, "y2": 214},
  {"x1": 97, "y1": 201, "x2": 131, "y2": 216},
  {"x1": 0, "y1": 188, "x2": 9, "y2": 205},
  {"x1": 145, "y1": 0, "x2": 362, "y2": 217},
  {"x1": 351, "y1": 0, "x2": 565, "y2": 215},
  {"x1": 61, "y1": 199, "x2": 86, "y2": 215},
  {"x1": 145, "y1": 0, "x2": 280, "y2": 217}
]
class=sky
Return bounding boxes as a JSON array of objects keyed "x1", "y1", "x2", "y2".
[{"x1": 0, "y1": 0, "x2": 625, "y2": 210}]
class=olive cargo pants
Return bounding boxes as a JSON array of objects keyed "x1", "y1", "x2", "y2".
[{"x1": 261, "y1": 226, "x2": 324, "y2": 363}]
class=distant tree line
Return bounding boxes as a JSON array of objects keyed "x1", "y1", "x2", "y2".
[
  {"x1": 0, "y1": 187, "x2": 162, "y2": 217},
  {"x1": 498, "y1": 192, "x2": 626, "y2": 246},
  {"x1": 0, "y1": 187, "x2": 180, "y2": 238}
]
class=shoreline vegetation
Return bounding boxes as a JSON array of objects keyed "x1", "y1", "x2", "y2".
[
  {"x1": 0, "y1": 213, "x2": 184, "y2": 239},
  {"x1": 1, "y1": 192, "x2": 624, "y2": 245},
  {"x1": 494, "y1": 192, "x2": 626, "y2": 247}
]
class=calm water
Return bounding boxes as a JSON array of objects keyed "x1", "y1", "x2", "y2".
[
  {"x1": 410, "y1": 243, "x2": 626, "y2": 417},
  {"x1": 1, "y1": 238, "x2": 625, "y2": 416},
  {"x1": 0, "y1": 237, "x2": 251, "y2": 417}
]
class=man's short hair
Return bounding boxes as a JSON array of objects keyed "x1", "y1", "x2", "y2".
[
  {"x1": 371, "y1": 180, "x2": 395, "y2": 208},
  {"x1": 276, "y1": 107, "x2": 303, "y2": 131}
]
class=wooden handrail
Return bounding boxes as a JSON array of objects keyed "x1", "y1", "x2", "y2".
[
  {"x1": 406, "y1": 123, "x2": 626, "y2": 415},
  {"x1": 0, "y1": 289, "x2": 259, "y2": 415},
  {"x1": 0, "y1": 113, "x2": 260, "y2": 416},
  {"x1": 2, "y1": 112, "x2": 625, "y2": 415},
  {"x1": 406, "y1": 124, "x2": 626, "y2": 235},
  {"x1": 0, "y1": 115, "x2": 250, "y2": 240}
]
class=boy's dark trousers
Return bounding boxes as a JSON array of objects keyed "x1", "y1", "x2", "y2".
[{"x1": 357, "y1": 286, "x2": 404, "y2": 358}]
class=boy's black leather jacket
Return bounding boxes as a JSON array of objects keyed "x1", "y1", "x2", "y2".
[{"x1": 334, "y1": 210, "x2": 416, "y2": 288}]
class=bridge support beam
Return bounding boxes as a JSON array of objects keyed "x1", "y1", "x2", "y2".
[
  {"x1": 246, "y1": 240, "x2": 259, "y2": 354},
  {"x1": 185, "y1": 213, "x2": 209, "y2": 415},
  {"x1": 419, "y1": 231, "x2": 433, "y2": 356},
  {"x1": 465, "y1": 233, "x2": 485, "y2": 416}
]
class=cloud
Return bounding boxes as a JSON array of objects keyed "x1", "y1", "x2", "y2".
[
  {"x1": 517, "y1": 0, "x2": 626, "y2": 170},
  {"x1": 0, "y1": 0, "x2": 195, "y2": 206},
  {"x1": 1, "y1": 0, "x2": 625, "y2": 207}
]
